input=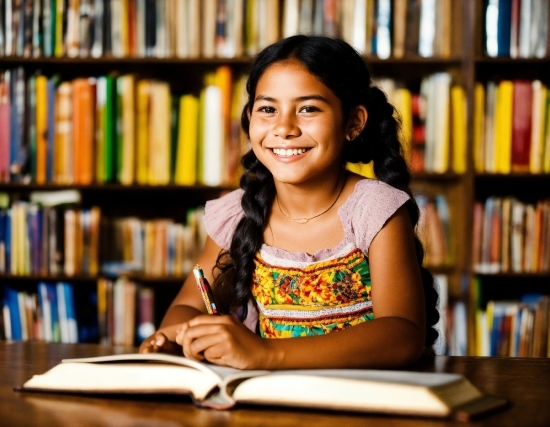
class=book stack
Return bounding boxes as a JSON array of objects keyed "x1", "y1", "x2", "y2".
[
  {"x1": 100, "y1": 207, "x2": 206, "y2": 278},
  {"x1": 474, "y1": 292, "x2": 549, "y2": 357},
  {"x1": 0, "y1": 67, "x2": 247, "y2": 187},
  {"x1": 472, "y1": 197, "x2": 550, "y2": 274},
  {"x1": 0, "y1": 190, "x2": 101, "y2": 277},
  {"x1": 0, "y1": 0, "x2": 455, "y2": 60},
  {"x1": 376, "y1": 74, "x2": 467, "y2": 174},
  {"x1": 473, "y1": 80, "x2": 550, "y2": 174},
  {"x1": 97, "y1": 277, "x2": 154, "y2": 346},
  {"x1": 2, "y1": 281, "x2": 83, "y2": 343}
]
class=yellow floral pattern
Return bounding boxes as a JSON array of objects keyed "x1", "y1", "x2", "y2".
[{"x1": 251, "y1": 248, "x2": 374, "y2": 338}]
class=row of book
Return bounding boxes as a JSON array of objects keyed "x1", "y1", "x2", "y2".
[
  {"x1": 0, "y1": 191, "x2": 101, "y2": 276},
  {"x1": 378, "y1": 74, "x2": 467, "y2": 174},
  {"x1": 0, "y1": 0, "x2": 454, "y2": 60},
  {"x1": 2, "y1": 282, "x2": 80, "y2": 342},
  {"x1": 415, "y1": 193, "x2": 452, "y2": 268},
  {"x1": 485, "y1": 0, "x2": 549, "y2": 58},
  {"x1": 473, "y1": 80, "x2": 550, "y2": 174},
  {"x1": 100, "y1": 207, "x2": 206, "y2": 278},
  {"x1": 472, "y1": 197, "x2": 550, "y2": 274},
  {"x1": 474, "y1": 294, "x2": 549, "y2": 358},
  {"x1": 1, "y1": 279, "x2": 154, "y2": 346},
  {"x1": 0, "y1": 66, "x2": 247, "y2": 186},
  {"x1": 97, "y1": 277, "x2": 154, "y2": 346},
  {"x1": 0, "y1": 190, "x2": 208, "y2": 278}
]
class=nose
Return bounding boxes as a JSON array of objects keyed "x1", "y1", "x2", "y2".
[{"x1": 273, "y1": 111, "x2": 301, "y2": 139}]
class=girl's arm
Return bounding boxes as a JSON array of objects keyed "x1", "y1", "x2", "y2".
[
  {"x1": 177, "y1": 206, "x2": 427, "y2": 369},
  {"x1": 138, "y1": 236, "x2": 223, "y2": 353}
]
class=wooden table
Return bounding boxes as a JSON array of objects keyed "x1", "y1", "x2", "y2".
[{"x1": 1, "y1": 341, "x2": 549, "y2": 427}]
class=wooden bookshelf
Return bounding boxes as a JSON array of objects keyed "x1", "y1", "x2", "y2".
[{"x1": 0, "y1": 0, "x2": 548, "y2": 355}]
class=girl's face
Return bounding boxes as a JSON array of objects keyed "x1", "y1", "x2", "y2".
[{"x1": 249, "y1": 60, "x2": 348, "y2": 186}]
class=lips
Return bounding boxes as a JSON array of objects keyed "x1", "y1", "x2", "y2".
[{"x1": 272, "y1": 148, "x2": 311, "y2": 157}]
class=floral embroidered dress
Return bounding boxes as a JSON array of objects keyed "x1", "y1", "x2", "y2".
[{"x1": 203, "y1": 179, "x2": 409, "y2": 339}]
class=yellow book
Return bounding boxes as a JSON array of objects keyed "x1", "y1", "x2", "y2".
[
  {"x1": 346, "y1": 162, "x2": 375, "y2": 179},
  {"x1": 174, "y1": 94, "x2": 199, "y2": 185},
  {"x1": 395, "y1": 87, "x2": 413, "y2": 167},
  {"x1": 494, "y1": 80, "x2": 513, "y2": 174},
  {"x1": 147, "y1": 82, "x2": 171, "y2": 185},
  {"x1": 196, "y1": 86, "x2": 206, "y2": 185},
  {"x1": 35, "y1": 75, "x2": 48, "y2": 184},
  {"x1": 530, "y1": 81, "x2": 547, "y2": 174},
  {"x1": 120, "y1": 75, "x2": 136, "y2": 185},
  {"x1": 54, "y1": 0, "x2": 65, "y2": 57},
  {"x1": 136, "y1": 80, "x2": 150, "y2": 185},
  {"x1": 54, "y1": 82, "x2": 72, "y2": 184},
  {"x1": 543, "y1": 91, "x2": 550, "y2": 172},
  {"x1": 120, "y1": 0, "x2": 129, "y2": 57},
  {"x1": 473, "y1": 83, "x2": 485, "y2": 173},
  {"x1": 451, "y1": 85, "x2": 467, "y2": 174}
]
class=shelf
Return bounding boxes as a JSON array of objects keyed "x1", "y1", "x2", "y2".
[
  {"x1": 0, "y1": 183, "x2": 236, "y2": 192},
  {"x1": 412, "y1": 172, "x2": 465, "y2": 181},
  {"x1": 475, "y1": 173, "x2": 550, "y2": 179},
  {"x1": 475, "y1": 272, "x2": 550, "y2": 279},
  {"x1": 475, "y1": 56, "x2": 550, "y2": 64},
  {"x1": 0, "y1": 274, "x2": 187, "y2": 283}
]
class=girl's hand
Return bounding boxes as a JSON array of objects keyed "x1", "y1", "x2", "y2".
[
  {"x1": 176, "y1": 315, "x2": 269, "y2": 370},
  {"x1": 139, "y1": 331, "x2": 183, "y2": 355}
]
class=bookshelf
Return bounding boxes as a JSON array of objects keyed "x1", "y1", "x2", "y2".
[{"x1": 0, "y1": 1, "x2": 548, "y2": 356}]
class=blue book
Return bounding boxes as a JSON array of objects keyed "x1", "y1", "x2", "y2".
[
  {"x1": 63, "y1": 283, "x2": 79, "y2": 343},
  {"x1": 496, "y1": 0, "x2": 512, "y2": 57},
  {"x1": 4, "y1": 287, "x2": 21, "y2": 340},
  {"x1": 37, "y1": 282, "x2": 52, "y2": 342},
  {"x1": 45, "y1": 282, "x2": 60, "y2": 342}
]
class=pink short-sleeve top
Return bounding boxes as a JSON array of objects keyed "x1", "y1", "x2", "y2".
[{"x1": 203, "y1": 179, "x2": 410, "y2": 338}]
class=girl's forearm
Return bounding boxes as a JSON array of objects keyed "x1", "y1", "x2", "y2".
[{"x1": 264, "y1": 317, "x2": 424, "y2": 370}]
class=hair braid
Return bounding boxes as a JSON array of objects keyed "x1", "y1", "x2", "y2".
[{"x1": 212, "y1": 151, "x2": 275, "y2": 318}]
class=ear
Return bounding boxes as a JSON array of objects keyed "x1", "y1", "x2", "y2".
[{"x1": 345, "y1": 105, "x2": 368, "y2": 141}]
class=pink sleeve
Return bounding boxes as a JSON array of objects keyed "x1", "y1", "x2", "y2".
[
  {"x1": 351, "y1": 180, "x2": 410, "y2": 255},
  {"x1": 203, "y1": 189, "x2": 245, "y2": 250}
]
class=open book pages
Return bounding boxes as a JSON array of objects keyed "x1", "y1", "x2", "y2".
[{"x1": 19, "y1": 353, "x2": 507, "y2": 420}]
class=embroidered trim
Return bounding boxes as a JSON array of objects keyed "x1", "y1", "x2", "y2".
[{"x1": 257, "y1": 300, "x2": 373, "y2": 320}]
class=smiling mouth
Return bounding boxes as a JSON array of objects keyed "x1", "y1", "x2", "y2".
[{"x1": 272, "y1": 148, "x2": 311, "y2": 157}]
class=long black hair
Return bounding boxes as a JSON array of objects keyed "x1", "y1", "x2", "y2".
[{"x1": 212, "y1": 35, "x2": 439, "y2": 347}]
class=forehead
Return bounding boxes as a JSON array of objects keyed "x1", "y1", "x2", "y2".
[{"x1": 255, "y1": 60, "x2": 334, "y2": 98}]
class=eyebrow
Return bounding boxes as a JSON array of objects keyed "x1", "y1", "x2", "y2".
[{"x1": 254, "y1": 94, "x2": 329, "y2": 103}]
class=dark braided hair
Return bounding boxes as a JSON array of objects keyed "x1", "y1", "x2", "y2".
[{"x1": 212, "y1": 35, "x2": 439, "y2": 347}]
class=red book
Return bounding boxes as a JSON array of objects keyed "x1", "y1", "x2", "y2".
[
  {"x1": 0, "y1": 77, "x2": 10, "y2": 182},
  {"x1": 511, "y1": 80, "x2": 533, "y2": 171}
]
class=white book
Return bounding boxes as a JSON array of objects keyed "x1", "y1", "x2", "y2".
[
  {"x1": 375, "y1": 0, "x2": 392, "y2": 59},
  {"x1": 282, "y1": 0, "x2": 299, "y2": 38},
  {"x1": 136, "y1": 0, "x2": 146, "y2": 57},
  {"x1": 20, "y1": 353, "x2": 508, "y2": 419},
  {"x1": 419, "y1": 0, "x2": 435, "y2": 57},
  {"x1": 38, "y1": 283, "x2": 53, "y2": 342},
  {"x1": 202, "y1": 85, "x2": 223, "y2": 186},
  {"x1": 433, "y1": 274, "x2": 448, "y2": 356},
  {"x1": 519, "y1": 0, "x2": 532, "y2": 58},
  {"x1": 485, "y1": 0, "x2": 498, "y2": 57}
]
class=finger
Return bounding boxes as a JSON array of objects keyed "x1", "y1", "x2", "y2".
[
  {"x1": 185, "y1": 333, "x2": 226, "y2": 361},
  {"x1": 187, "y1": 314, "x2": 234, "y2": 327},
  {"x1": 154, "y1": 333, "x2": 166, "y2": 346}
]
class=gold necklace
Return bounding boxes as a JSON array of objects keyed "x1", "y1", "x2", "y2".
[{"x1": 276, "y1": 177, "x2": 346, "y2": 224}]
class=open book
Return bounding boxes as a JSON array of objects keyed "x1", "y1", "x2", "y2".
[{"x1": 18, "y1": 353, "x2": 507, "y2": 421}]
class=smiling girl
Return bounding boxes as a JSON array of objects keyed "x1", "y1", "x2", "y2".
[{"x1": 139, "y1": 35, "x2": 439, "y2": 370}]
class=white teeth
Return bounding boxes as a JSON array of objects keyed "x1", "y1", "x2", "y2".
[{"x1": 273, "y1": 148, "x2": 308, "y2": 156}]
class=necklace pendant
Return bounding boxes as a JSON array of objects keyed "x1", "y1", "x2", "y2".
[{"x1": 293, "y1": 218, "x2": 309, "y2": 224}]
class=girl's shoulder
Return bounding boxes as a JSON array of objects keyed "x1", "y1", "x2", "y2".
[
  {"x1": 203, "y1": 189, "x2": 245, "y2": 250},
  {"x1": 342, "y1": 178, "x2": 410, "y2": 254}
]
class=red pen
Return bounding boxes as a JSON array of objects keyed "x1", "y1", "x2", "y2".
[{"x1": 192, "y1": 265, "x2": 219, "y2": 315}]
